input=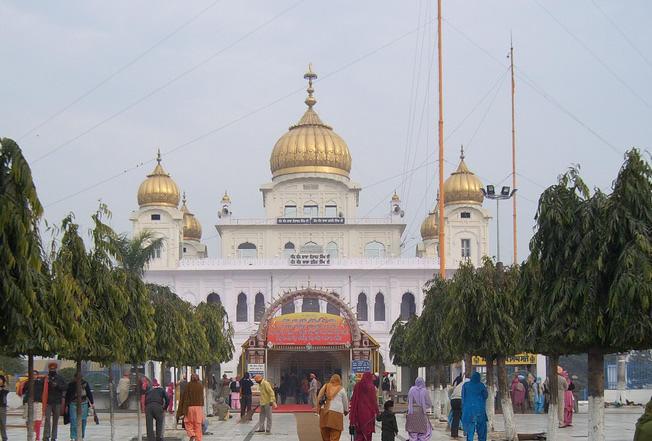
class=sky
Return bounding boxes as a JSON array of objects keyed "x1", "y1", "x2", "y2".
[{"x1": 2, "y1": 0, "x2": 651, "y2": 264}]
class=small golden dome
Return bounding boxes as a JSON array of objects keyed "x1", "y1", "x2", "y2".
[
  {"x1": 181, "y1": 193, "x2": 202, "y2": 242},
  {"x1": 443, "y1": 148, "x2": 484, "y2": 206},
  {"x1": 137, "y1": 151, "x2": 180, "y2": 208},
  {"x1": 221, "y1": 192, "x2": 230, "y2": 202},
  {"x1": 420, "y1": 210, "x2": 439, "y2": 240},
  {"x1": 270, "y1": 65, "x2": 352, "y2": 179},
  {"x1": 391, "y1": 192, "x2": 400, "y2": 201}
]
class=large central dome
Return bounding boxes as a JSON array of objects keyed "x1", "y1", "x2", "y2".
[{"x1": 270, "y1": 66, "x2": 352, "y2": 179}]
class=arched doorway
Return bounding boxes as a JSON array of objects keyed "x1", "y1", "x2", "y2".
[{"x1": 242, "y1": 287, "x2": 379, "y2": 402}]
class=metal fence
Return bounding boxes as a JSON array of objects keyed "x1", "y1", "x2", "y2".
[{"x1": 604, "y1": 361, "x2": 652, "y2": 390}]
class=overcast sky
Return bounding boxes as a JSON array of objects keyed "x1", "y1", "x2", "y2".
[{"x1": 2, "y1": 0, "x2": 650, "y2": 264}]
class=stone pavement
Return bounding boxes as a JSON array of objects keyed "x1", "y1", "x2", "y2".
[{"x1": 3, "y1": 406, "x2": 641, "y2": 441}]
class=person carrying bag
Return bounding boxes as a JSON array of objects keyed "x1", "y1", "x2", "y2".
[{"x1": 318, "y1": 374, "x2": 349, "y2": 441}]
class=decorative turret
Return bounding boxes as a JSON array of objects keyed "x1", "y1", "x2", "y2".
[
  {"x1": 443, "y1": 146, "x2": 484, "y2": 206},
  {"x1": 181, "y1": 193, "x2": 202, "y2": 242}
]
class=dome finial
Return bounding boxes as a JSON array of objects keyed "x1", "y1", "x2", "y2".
[
  {"x1": 157, "y1": 148, "x2": 162, "y2": 164},
  {"x1": 460, "y1": 144, "x2": 465, "y2": 161},
  {"x1": 182, "y1": 191, "x2": 187, "y2": 204},
  {"x1": 304, "y1": 63, "x2": 318, "y2": 108}
]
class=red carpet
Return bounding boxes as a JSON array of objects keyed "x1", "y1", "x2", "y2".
[{"x1": 275, "y1": 404, "x2": 317, "y2": 413}]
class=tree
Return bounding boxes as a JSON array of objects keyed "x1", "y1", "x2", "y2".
[
  {"x1": 195, "y1": 301, "x2": 235, "y2": 394},
  {"x1": 112, "y1": 232, "x2": 160, "y2": 441},
  {"x1": 523, "y1": 149, "x2": 652, "y2": 441},
  {"x1": 0, "y1": 138, "x2": 66, "y2": 441},
  {"x1": 52, "y1": 207, "x2": 130, "y2": 441},
  {"x1": 446, "y1": 258, "x2": 522, "y2": 439}
]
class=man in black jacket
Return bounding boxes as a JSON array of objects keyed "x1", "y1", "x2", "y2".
[
  {"x1": 43, "y1": 362, "x2": 66, "y2": 441},
  {"x1": 145, "y1": 381, "x2": 170, "y2": 441}
]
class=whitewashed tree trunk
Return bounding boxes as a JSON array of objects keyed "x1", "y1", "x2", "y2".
[
  {"x1": 500, "y1": 396, "x2": 518, "y2": 441},
  {"x1": 433, "y1": 386, "x2": 441, "y2": 419},
  {"x1": 588, "y1": 395, "x2": 605, "y2": 441},
  {"x1": 486, "y1": 385, "x2": 496, "y2": 433},
  {"x1": 109, "y1": 366, "x2": 115, "y2": 441},
  {"x1": 548, "y1": 402, "x2": 558, "y2": 441}
]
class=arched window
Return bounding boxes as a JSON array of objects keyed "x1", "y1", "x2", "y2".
[
  {"x1": 254, "y1": 293, "x2": 265, "y2": 322},
  {"x1": 236, "y1": 292, "x2": 248, "y2": 322},
  {"x1": 374, "y1": 292, "x2": 386, "y2": 321},
  {"x1": 284, "y1": 242, "x2": 295, "y2": 259},
  {"x1": 281, "y1": 300, "x2": 295, "y2": 315},
  {"x1": 302, "y1": 298, "x2": 320, "y2": 313},
  {"x1": 400, "y1": 292, "x2": 416, "y2": 320},
  {"x1": 327, "y1": 292, "x2": 340, "y2": 316},
  {"x1": 207, "y1": 292, "x2": 221, "y2": 304},
  {"x1": 357, "y1": 293, "x2": 368, "y2": 321},
  {"x1": 326, "y1": 241, "x2": 338, "y2": 259},
  {"x1": 237, "y1": 242, "x2": 258, "y2": 259},
  {"x1": 304, "y1": 241, "x2": 318, "y2": 249},
  {"x1": 364, "y1": 241, "x2": 386, "y2": 258}
]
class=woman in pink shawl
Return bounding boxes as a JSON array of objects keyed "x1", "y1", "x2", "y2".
[
  {"x1": 511, "y1": 376, "x2": 526, "y2": 414},
  {"x1": 349, "y1": 372, "x2": 380, "y2": 441},
  {"x1": 407, "y1": 377, "x2": 433, "y2": 441},
  {"x1": 563, "y1": 371, "x2": 574, "y2": 426},
  {"x1": 167, "y1": 382, "x2": 175, "y2": 413}
]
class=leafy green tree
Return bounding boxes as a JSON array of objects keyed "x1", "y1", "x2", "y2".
[
  {"x1": 524, "y1": 149, "x2": 652, "y2": 441},
  {"x1": 446, "y1": 258, "x2": 521, "y2": 439},
  {"x1": 0, "y1": 355, "x2": 26, "y2": 378},
  {"x1": 52, "y1": 207, "x2": 130, "y2": 440},
  {"x1": 0, "y1": 138, "x2": 68, "y2": 441},
  {"x1": 195, "y1": 301, "x2": 235, "y2": 391},
  {"x1": 148, "y1": 283, "x2": 190, "y2": 370}
]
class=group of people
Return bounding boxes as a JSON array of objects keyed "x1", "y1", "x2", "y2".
[{"x1": 14, "y1": 362, "x2": 96, "y2": 441}]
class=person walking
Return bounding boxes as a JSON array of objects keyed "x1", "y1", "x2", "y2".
[
  {"x1": 166, "y1": 382, "x2": 175, "y2": 414},
  {"x1": 254, "y1": 374, "x2": 277, "y2": 434},
  {"x1": 0, "y1": 375, "x2": 9, "y2": 441},
  {"x1": 406, "y1": 377, "x2": 433, "y2": 441},
  {"x1": 376, "y1": 400, "x2": 398, "y2": 441},
  {"x1": 349, "y1": 371, "x2": 380, "y2": 441},
  {"x1": 65, "y1": 373, "x2": 95, "y2": 441},
  {"x1": 348, "y1": 375, "x2": 357, "y2": 399},
  {"x1": 449, "y1": 376, "x2": 466, "y2": 440},
  {"x1": 240, "y1": 373, "x2": 254, "y2": 417},
  {"x1": 534, "y1": 377, "x2": 544, "y2": 414},
  {"x1": 22, "y1": 370, "x2": 46, "y2": 441},
  {"x1": 317, "y1": 374, "x2": 348, "y2": 441},
  {"x1": 177, "y1": 373, "x2": 204, "y2": 441},
  {"x1": 563, "y1": 371, "x2": 574, "y2": 427},
  {"x1": 389, "y1": 374, "x2": 397, "y2": 402},
  {"x1": 139, "y1": 376, "x2": 149, "y2": 412},
  {"x1": 144, "y1": 379, "x2": 169, "y2": 441},
  {"x1": 43, "y1": 362, "x2": 67, "y2": 441},
  {"x1": 556, "y1": 366, "x2": 568, "y2": 428},
  {"x1": 381, "y1": 372, "x2": 391, "y2": 403},
  {"x1": 309, "y1": 373, "x2": 319, "y2": 408},
  {"x1": 461, "y1": 372, "x2": 488, "y2": 441},
  {"x1": 510, "y1": 376, "x2": 525, "y2": 414}
]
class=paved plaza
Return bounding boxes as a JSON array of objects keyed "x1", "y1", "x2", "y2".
[{"x1": 3, "y1": 406, "x2": 642, "y2": 441}]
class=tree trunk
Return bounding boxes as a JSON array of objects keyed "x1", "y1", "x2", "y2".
[
  {"x1": 136, "y1": 364, "x2": 143, "y2": 441},
  {"x1": 75, "y1": 360, "x2": 83, "y2": 441},
  {"x1": 109, "y1": 364, "x2": 115, "y2": 441},
  {"x1": 432, "y1": 362, "x2": 441, "y2": 419},
  {"x1": 485, "y1": 355, "x2": 496, "y2": 433},
  {"x1": 588, "y1": 347, "x2": 605, "y2": 441},
  {"x1": 464, "y1": 354, "x2": 473, "y2": 378},
  {"x1": 496, "y1": 355, "x2": 518, "y2": 441},
  {"x1": 616, "y1": 353, "x2": 626, "y2": 403},
  {"x1": 27, "y1": 354, "x2": 34, "y2": 441},
  {"x1": 160, "y1": 360, "x2": 167, "y2": 389},
  {"x1": 547, "y1": 354, "x2": 559, "y2": 441}
]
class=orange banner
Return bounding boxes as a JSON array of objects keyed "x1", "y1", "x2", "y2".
[{"x1": 267, "y1": 312, "x2": 352, "y2": 346}]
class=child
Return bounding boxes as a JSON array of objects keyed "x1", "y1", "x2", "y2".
[{"x1": 376, "y1": 399, "x2": 399, "y2": 441}]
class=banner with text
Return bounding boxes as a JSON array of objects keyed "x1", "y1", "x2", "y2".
[{"x1": 267, "y1": 312, "x2": 352, "y2": 346}]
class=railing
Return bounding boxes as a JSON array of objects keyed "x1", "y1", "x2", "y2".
[
  {"x1": 177, "y1": 256, "x2": 442, "y2": 270},
  {"x1": 219, "y1": 217, "x2": 402, "y2": 225}
]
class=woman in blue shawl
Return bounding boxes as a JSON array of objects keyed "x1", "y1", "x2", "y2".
[{"x1": 461, "y1": 372, "x2": 488, "y2": 441}]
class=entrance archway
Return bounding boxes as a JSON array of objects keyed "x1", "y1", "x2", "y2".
[{"x1": 242, "y1": 287, "x2": 379, "y2": 396}]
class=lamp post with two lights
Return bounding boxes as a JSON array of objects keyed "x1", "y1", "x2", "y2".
[{"x1": 480, "y1": 185, "x2": 517, "y2": 263}]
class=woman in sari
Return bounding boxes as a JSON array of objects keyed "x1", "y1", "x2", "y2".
[
  {"x1": 318, "y1": 374, "x2": 349, "y2": 441},
  {"x1": 563, "y1": 371, "x2": 574, "y2": 427},
  {"x1": 349, "y1": 372, "x2": 380, "y2": 441},
  {"x1": 406, "y1": 377, "x2": 433, "y2": 441}
]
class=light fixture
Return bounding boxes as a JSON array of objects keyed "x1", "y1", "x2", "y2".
[
  {"x1": 501, "y1": 186, "x2": 511, "y2": 196},
  {"x1": 486, "y1": 185, "x2": 495, "y2": 196}
]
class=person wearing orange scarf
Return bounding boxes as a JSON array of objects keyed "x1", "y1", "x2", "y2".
[{"x1": 318, "y1": 374, "x2": 349, "y2": 441}]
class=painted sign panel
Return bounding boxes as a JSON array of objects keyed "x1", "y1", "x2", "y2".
[
  {"x1": 472, "y1": 353, "x2": 537, "y2": 366},
  {"x1": 351, "y1": 360, "x2": 371, "y2": 380},
  {"x1": 248, "y1": 363, "x2": 265, "y2": 377},
  {"x1": 267, "y1": 312, "x2": 352, "y2": 346}
]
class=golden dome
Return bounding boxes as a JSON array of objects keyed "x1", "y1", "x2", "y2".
[
  {"x1": 443, "y1": 149, "x2": 484, "y2": 205},
  {"x1": 181, "y1": 193, "x2": 202, "y2": 242},
  {"x1": 221, "y1": 192, "x2": 230, "y2": 202},
  {"x1": 137, "y1": 151, "x2": 180, "y2": 208},
  {"x1": 270, "y1": 65, "x2": 352, "y2": 179},
  {"x1": 391, "y1": 192, "x2": 400, "y2": 201},
  {"x1": 420, "y1": 209, "x2": 439, "y2": 240}
]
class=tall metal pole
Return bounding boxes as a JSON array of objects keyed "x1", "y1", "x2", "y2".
[
  {"x1": 437, "y1": 0, "x2": 446, "y2": 278},
  {"x1": 496, "y1": 199, "x2": 501, "y2": 263},
  {"x1": 510, "y1": 42, "x2": 518, "y2": 264}
]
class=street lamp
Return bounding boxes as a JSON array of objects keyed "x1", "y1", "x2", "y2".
[{"x1": 480, "y1": 185, "x2": 517, "y2": 262}]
